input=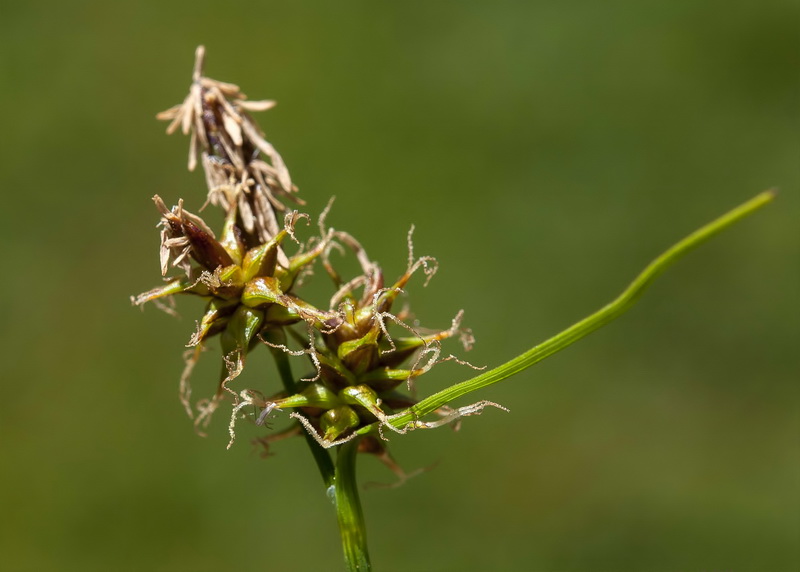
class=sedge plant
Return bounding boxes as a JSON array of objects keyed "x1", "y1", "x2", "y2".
[{"x1": 133, "y1": 47, "x2": 774, "y2": 571}]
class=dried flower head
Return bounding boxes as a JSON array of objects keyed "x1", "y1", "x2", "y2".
[{"x1": 157, "y1": 45, "x2": 302, "y2": 246}]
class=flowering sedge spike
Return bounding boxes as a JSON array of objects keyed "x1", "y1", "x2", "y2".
[
  {"x1": 135, "y1": 47, "x2": 498, "y2": 461},
  {"x1": 255, "y1": 217, "x2": 500, "y2": 469}
]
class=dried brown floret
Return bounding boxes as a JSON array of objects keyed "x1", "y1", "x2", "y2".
[{"x1": 157, "y1": 45, "x2": 302, "y2": 246}]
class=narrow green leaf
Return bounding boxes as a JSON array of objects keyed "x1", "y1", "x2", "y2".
[{"x1": 365, "y1": 190, "x2": 775, "y2": 433}]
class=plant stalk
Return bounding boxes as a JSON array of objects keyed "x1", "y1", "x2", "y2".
[
  {"x1": 333, "y1": 438, "x2": 371, "y2": 572},
  {"x1": 264, "y1": 329, "x2": 335, "y2": 486},
  {"x1": 265, "y1": 330, "x2": 370, "y2": 569}
]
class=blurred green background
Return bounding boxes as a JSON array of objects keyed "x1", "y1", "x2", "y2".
[{"x1": 1, "y1": 1, "x2": 798, "y2": 571}]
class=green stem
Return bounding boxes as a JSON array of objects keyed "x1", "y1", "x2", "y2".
[
  {"x1": 263, "y1": 329, "x2": 335, "y2": 487},
  {"x1": 368, "y1": 190, "x2": 775, "y2": 431},
  {"x1": 333, "y1": 438, "x2": 371, "y2": 572},
  {"x1": 265, "y1": 331, "x2": 371, "y2": 570}
]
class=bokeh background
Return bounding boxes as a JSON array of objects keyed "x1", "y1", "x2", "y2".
[{"x1": 1, "y1": 2, "x2": 798, "y2": 571}]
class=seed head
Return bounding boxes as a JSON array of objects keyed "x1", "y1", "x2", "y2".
[{"x1": 136, "y1": 47, "x2": 494, "y2": 464}]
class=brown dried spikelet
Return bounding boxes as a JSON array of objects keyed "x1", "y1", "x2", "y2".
[{"x1": 157, "y1": 45, "x2": 303, "y2": 247}]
